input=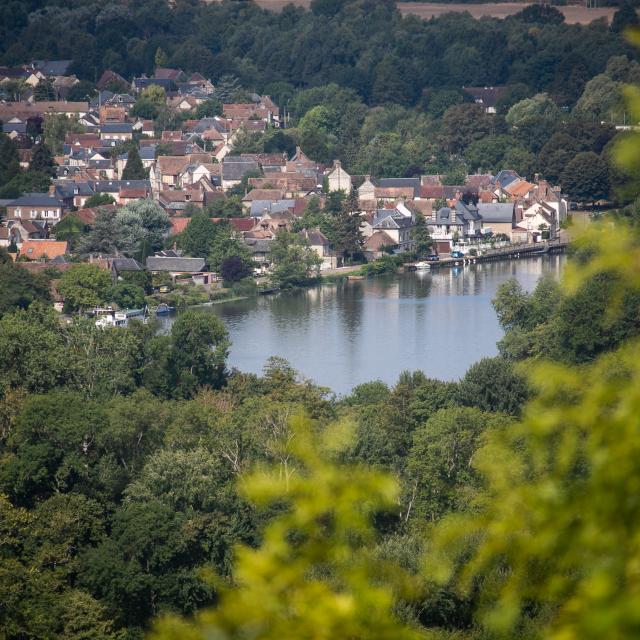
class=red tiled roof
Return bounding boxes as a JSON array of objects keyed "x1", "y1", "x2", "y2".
[
  {"x1": 119, "y1": 188, "x2": 149, "y2": 199},
  {"x1": 19, "y1": 240, "x2": 68, "y2": 260},
  {"x1": 170, "y1": 216, "x2": 255, "y2": 236},
  {"x1": 170, "y1": 218, "x2": 190, "y2": 235},
  {"x1": 228, "y1": 218, "x2": 255, "y2": 232},
  {"x1": 158, "y1": 156, "x2": 190, "y2": 176}
]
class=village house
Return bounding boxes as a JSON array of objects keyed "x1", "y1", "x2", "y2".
[
  {"x1": 91, "y1": 180, "x2": 152, "y2": 203},
  {"x1": 51, "y1": 181, "x2": 95, "y2": 209},
  {"x1": 146, "y1": 254, "x2": 216, "y2": 286},
  {"x1": 426, "y1": 200, "x2": 483, "y2": 252},
  {"x1": 132, "y1": 76, "x2": 174, "y2": 93},
  {"x1": 241, "y1": 189, "x2": 286, "y2": 212},
  {"x1": 221, "y1": 155, "x2": 260, "y2": 190},
  {"x1": 477, "y1": 202, "x2": 518, "y2": 237},
  {"x1": 327, "y1": 160, "x2": 352, "y2": 193},
  {"x1": 154, "y1": 68, "x2": 187, "y2": 84},
  {"x1": 18, "y1": 239, "x2": 68, "y2": 261},
  {"x1": 110, "y1": 257, "x2": 143, "y2": 282},
  {"x1": 6, "y1": 193, "x2": 64, "y2": 222},
  {"x1": 96, "y1": 69, "x2": 128, "y2": 91},
  {"x1": 363, "y1": 231, "x2": 397, "y2": 260},
  {"x1": 370, "y1": 207, "x2": 415, "y2": 253},
  {"x1": 299, "y1": 228, "x2": 337, "y2": 270},
  {"x1": 152, "y1": 156, "x2": 191, "y2": 190},
  {"x1": 518, "y1": 201, "x2": 558, "y2": 240},
  {"x1": 0, "y1": 101, "x2": 90, "y2": 122},
  {"x1": 250, "y1": 199, "x2": 296, "y2": 218},
  {"x1": 244, "y1": 238, "x2": 272, "y2": 269},
  {"x1": 287, "y1": 147, "x2": 317, "y2": 176},
  {"x1": 157, "y1": 188, "x2": 205, "y2": 214},
  {"x1": 100, "y1": 122, "x2": 133, "y2": 144},
  {"x1": 99, "y1": 105, "x2": 127, "y2": 123},
  {"x1": 2, "y1": 219, "x2": 48, "y2": 245},
  {"x1": 358, "y1": 176, "x2": 421, "y2": 203}
]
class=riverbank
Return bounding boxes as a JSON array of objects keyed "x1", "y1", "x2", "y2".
[{"x1": 155, "y1": 240, "x2": 570, "y2": 312}]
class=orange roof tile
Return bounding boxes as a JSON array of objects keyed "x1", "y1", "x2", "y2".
[{"x1": 19, "y1": 240, "x2": 68, "y2": 260}]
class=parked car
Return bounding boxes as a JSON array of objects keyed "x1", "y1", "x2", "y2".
[
  {"x1": 450, "y1": 251, "x2": 465, "y2": 258},
  {"x1": 425, "y1": 254, "x2": 440, "y2": 262}
]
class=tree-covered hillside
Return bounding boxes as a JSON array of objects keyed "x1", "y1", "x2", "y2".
[{"x1": 1, "y1": 0, "x2": 637, "y2": 107}]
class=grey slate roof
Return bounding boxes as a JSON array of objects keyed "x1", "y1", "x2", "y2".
[
  {"x1": 90, "y1": 90, "x2": 114, "y2": 108},
  {"x1": 3, "y1": 122, "x2": 26, "y2": 134},
  {"x1": 53, "y1": 182, "x2": 94, "y2": 199},
  {"x1": 32, "y1": 59, "x2": 72, "y2": 76},
  {"x1": 477, "y1": 203, "x2": 515, "y2": 223},
  {"x1": 454, "y1": 201, "x2": 481, "y2": 221},
  {"x1": 92, "y1": 180, "x2": 151, "y2": 193},
  {"x1": 100, "y1": 122, "x2": 133, "y2": 134},
  {"x1": 112, "y1": 257, "x2": 142, "y2": 273},
  {"x1": 89, "y1": 159, "x2": 112, "y2": 169},
  {"x1": 110, "y1": 94, "x2": 136, "y2": 105},
  {"x1": 146, "y1": 256, "x2": 206, "y2": 272},
  {"x1": 372, "y1": 209, "x2": 400, "y2": 227},
  {"x1": 244, "y1": 238, "x2": 272, "y2": 254},
  {"x1": 493, "y1": 170, "x2": 520, "y2": 189},
  {"x1": 430, "y1": 207, "x2": 465, "y2": 226},
  {"x1": 9, "y1": 193, "x2": 63, "y2": 207},
  {"x1": 373, "y1": 210, "x2": 414, "y2": 230},
  {"x1": 222, "y1": 156, "x2": 260, "y2": 181},
  {"x1": 250, "y1": 199, "x2": 295, "y2": 216},
  {"x1": 139, "y1": 147, "x2": 156, "y2": 160}
]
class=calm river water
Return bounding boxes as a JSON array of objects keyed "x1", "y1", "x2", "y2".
[{"x1": 163, "y1": 256, "x2": 565, "y2": 395}]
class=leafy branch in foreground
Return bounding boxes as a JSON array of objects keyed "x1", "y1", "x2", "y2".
[
  {"x1": 150, "y1": 415, "x2": 423, "y2": 640},
  {"x1": 426, "y1": 49, "x2": 640, "y2": 638}
]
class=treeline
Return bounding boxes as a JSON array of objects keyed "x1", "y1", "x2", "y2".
[{"x1": 1, "y1": 0, "x2": 636, "y2": 103}]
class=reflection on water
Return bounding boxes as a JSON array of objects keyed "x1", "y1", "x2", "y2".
[{"x1": 162, "y1": 255, "x2": 565, "y2": 395}]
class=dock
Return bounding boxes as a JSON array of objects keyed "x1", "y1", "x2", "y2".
[{"x1": 405, "y1": 240, "x2": 568, "y2": 271}]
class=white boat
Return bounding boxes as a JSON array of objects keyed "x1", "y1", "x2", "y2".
[
  {"x1": 414, "y1": 261, "x2": 432, "y2": 271},
  {"x1": 95, "y1": 311, "x2": 128, "y2": 329},
  {"x1": 94, "y1": 308, "x2": 144, "y2": 329}
]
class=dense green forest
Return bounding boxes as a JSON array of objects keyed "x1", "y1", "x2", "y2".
[{"x1": 0, "y1": 0, "x2": 636, "y2": 99}]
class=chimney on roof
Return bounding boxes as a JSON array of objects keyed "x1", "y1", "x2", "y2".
[
  {"x1": 334, "y1": 160, "x2": 341, "y2": 169},
  {"x1": 534, "y1": 173, "x2": 539, "y2": 183}
]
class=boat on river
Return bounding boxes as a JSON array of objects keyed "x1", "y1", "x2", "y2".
[
  {"x1": 414, "y1": 261, "x2": 432, "y2": 271},
  {"x1": 153, "y1": 303, "x2": 174, "y2": 316}
]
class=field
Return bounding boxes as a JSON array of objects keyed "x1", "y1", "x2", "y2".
[
  {"x1": 396, "y1": 2, "x2": 616, "y2": 24},
  {"x1": 247, "y1": 0, "x2": 617, "y2": 24}
]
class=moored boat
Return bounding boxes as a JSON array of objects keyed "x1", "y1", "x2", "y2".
[{"x1": 154, "y1": 303, "x2": 174, "y2": 316}]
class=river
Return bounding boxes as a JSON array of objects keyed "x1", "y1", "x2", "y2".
[{"x1": 161, "y1": 256, "x2": 565, "y2": 396}]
